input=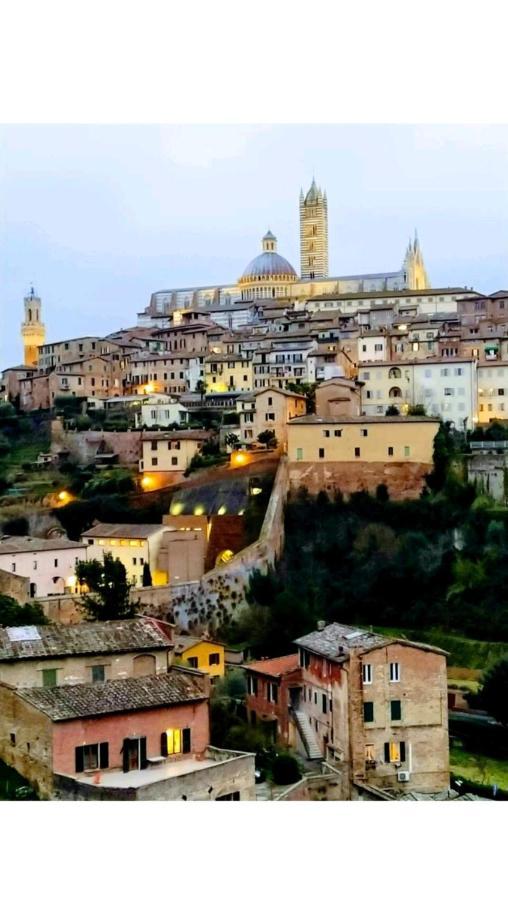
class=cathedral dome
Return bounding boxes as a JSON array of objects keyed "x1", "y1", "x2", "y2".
[{"x1": 239, "y1": 231, "x2": 297, "y2": 285}]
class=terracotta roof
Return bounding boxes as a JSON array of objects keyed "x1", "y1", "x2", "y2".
[
  {"x1": 288, "y1": 414, "x2": 440, "y2": 425},
  {"x1": 0, "y1": 619, "x2": 172, "y2": 661},
  {"x1": 0, "y1": 536, "x2": 84, "y2": 555},
  {"x1": 15, "y1": 670, "x2": 207, "y2": 721},
  {"x1": 294, "y1": 622, "x2": 447, "y2": 661},
  {"x1": 141, "y1": 430, "x2": 210, "y2": 442},
  {"x1": 81, "y1": 523, "x2": 166, "y2": 539},
  {"x1": 175, "y1": 635, "x2": 225, "y2": 652},
  {"x1": 243, "y1": 654, "x2": 300, "y2": 678}
]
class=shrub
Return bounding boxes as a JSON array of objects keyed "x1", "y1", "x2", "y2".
[{"x1": 270, "y1": 752, "x2": 302, "y2": 785}]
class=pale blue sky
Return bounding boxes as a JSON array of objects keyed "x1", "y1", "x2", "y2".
[{"x1": 1, "y1": 124, "x2": 507, "y2": 369}]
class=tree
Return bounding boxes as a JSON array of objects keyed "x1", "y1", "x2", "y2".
[
  {"x1": 479, "y1": 657, "x2": 508, "y2": 725},
  {"x1": 75, "y1": 553, "x2": 139, "y2": 621},
  {"x1": 0, "y1": 595, "x2": 47, "y2": 626},
  {"x1": 2, "y1": 516, "x2": 29, "y2": 536},
  {"x1": 385, "y1": 405, "x2": 400, "y2": 416},
  {"x1": 195, "y1": 379, "x2": 206, "y2": 402},
  {"x1": 257, "y1": 429, "x2": 278, "y2": 449},
  {"x1": 225, "y1": 432, "x2": 240, "y2": 450},
  {"x1": 407, "y1": 404, "x2": 427, "y2": 416},
  {"x1": 142, "y1": 562, "x2": 153, "y2": 587},
  {"x1": 286, "y1": 381, "x2": 316, "y2": 413}
]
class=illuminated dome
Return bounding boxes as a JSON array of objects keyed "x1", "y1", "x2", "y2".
[{"x1": 238, "y1": 232, "x2": 297, "y2": 300}]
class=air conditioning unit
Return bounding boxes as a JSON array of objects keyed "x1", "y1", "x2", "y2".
[{"x1": 397, "y1": 771, "x2": 410, "y2": 783}]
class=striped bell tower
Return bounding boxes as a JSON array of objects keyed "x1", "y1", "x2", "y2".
[{"x1": 299, "y1": 178, "x2": 328, "y2": 280}]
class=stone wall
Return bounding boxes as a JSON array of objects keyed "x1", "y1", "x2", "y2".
[
  {"x1": 51, "y1": 421, "x2": 142, "y2": 465},
  {"x1": 275, "y1": 762, "x2": 348, "y2": 801},
  {"x1": 53, "y1": 747, "x2": 256, "y2": 801},
  {"x1": 0, "y1": 569, "x2": 30, "y2": 604},
  {"x1": 288, "y1": 460, "x2": 432, "y2": 500}
]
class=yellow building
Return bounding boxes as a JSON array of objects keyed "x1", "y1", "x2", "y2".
[
  {"x1": 140, "y1": 430, "x2": 211, "y2": 476},
  {"x1": 204, "y1": 354, "x2": 253, "y2": 393},
  {"x1": 237, "y1": 387, "x2": 307, "y2": 450},
  {"x1": 287, "y1": 414, "x2": 440, "y2": 499},
  {"x1": 81, "y1": 523, "x2": 170, "y2": 587},
  {"x1": 175, "y1": 636, "x2": 225, "y2": 681}
]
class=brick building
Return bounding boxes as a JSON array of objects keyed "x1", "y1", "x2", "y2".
[
  {"x1": 291, "y1": 623, "x2": 449, "y2": 795},
  {"x1": 243, "y1": 654, "x2": 301, "y2": 745},
  {"x1": 0, "y1": 669, "x2": 255, "y2": 800}
]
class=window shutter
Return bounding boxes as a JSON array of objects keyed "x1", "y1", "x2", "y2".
[
  {"x1": 140, "y1": 737, "x2": 148, "y2": 769},
  {"x1": 384, "y1": 742, "x2": 390, "y2": 763},
  {"x1": 75, "y1": 746, "x2": 84, "y2": 773},
  {"x1": 122, "y1": 739, "x2": 130, "y2": 773},
  {"x1": 400, "y1": 741, "x2": 406, "y2": 763},
  {"x1": 182, "y1": 728, "x2": 191, "y2": 754},
  {"x1": 161, "y1": 732, "x2": 168, "y2": 757},
  {"x1": 99, "y1": 742, "x2": 109, "y2": 769}
]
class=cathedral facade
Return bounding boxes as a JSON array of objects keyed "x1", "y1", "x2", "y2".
[{"x1": 139, "y1": 180, "x2": 430, "y2": 324}]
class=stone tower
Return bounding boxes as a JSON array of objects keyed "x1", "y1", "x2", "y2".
[
  {"x1": 299, "y1": 178, "x2": 328, "y2": 280},
  {"x1": 403, "y1": 232, "x2": 430, "y2": 290},
  {"x1": 21, "y1": 286, "x2": 45, "y2": 367}
]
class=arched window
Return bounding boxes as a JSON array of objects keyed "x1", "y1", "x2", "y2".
[
  {"x1": 389, "y1": 386, "x2": 402, "y2": 398},
  {"x1": 388, "y1": 367, "x2": 402, "y2": 379}
]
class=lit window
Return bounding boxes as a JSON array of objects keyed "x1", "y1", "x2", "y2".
[{"x1": 384, "y1": 741, "x2": 406, "y2": 763}]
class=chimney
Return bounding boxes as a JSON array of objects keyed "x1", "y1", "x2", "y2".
[{"x1": 317, "y1": 620, "x2": 326, "y2": 631}]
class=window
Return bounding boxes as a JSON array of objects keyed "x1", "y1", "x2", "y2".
[
  {"x1": 187, "y1": 656, "x2": 199, "y2": 669},
  {"x1": 319, "y1": 448, "x2": 325, "y2": 459},
  {"x1": 322, "y1": 694, "x2": 327, "y2": 714},
  {"x1": 33, "y1": 560, "x2": 37, "y2": 570},
  {"x1": 268, "y1": 396, "x2": 273, "y2": 406},
  {"x1": 384, "y1": 741, "x2": 406, "y2": 764},
  {"x1": 75, "y1": 742, "x2": 109, "y2": 772},
  {"x1": 161, "y1": 727, "x2": 191, "y2": 756},
  {"x1": 132, "y1": 558, "x2": 137, "y2": 566},
  {"x1": 363, "y1": 702, "x2": 374, "y2": 723},
  {"x1": 151, "y1": 457, "x2": 158, "y2": 466},
  {"x1": 334, "y1": 429, "x2": 342, "y2": 437},
  {"x1": 54, "y1": 558, "x2": 58, "y2": 568},
  {"x1": 209, "y1": 653, "x2": 220, "y2": 666},
  {"x1": 151, "y1": 440, "x2": 157, "y2": 450},
  {"x1": 362, "y1": 664, "x2": 372, "y2": 685},
  {"x1": 42, "y1": 669, "x2": 57, "y2": 687},
  {"x1": 247, "y1": 675, "x2": 258, "y2": 696},
  {"x1": 11, "y1": 563, "x2": 16, "y2": 573},
  {"x1": 355, "y1": 447, "x2": 361, "y2": 458},
  {"x1": 299, "y1": 648, "x2": 310, "y2": 668},
  {"x1": 365, "y1": 744, "x2": 375, "y2": 762},
  {"x1": 91, "y1": 665, "x2": 105, "y2": 683},
  {"x1": 361, "y1": 429, "x2": 368, "y2": 437},
  {"x1": 404, "y1": 446, "x2": 410, "y2": 458},
  {"x1": 389, "y1": 662, "x2": 400, "y2": 682},
  {"x1": 390, "y1": 699, "x2": 402, "y2": 721},
  {"x1": 10, "y1": 733, "x2": 16, "y2": 746},
  {"x1": 171, "y1": 457, "x2": 178, "y2": 465},
  {"x1": 296, "y1": 447, "x2": 303, "y2": 461},
  {"x1": 388, "y1": 446, "x2": 394, "y2": 457},
  {"x1": 314, "y1": 692, "x2": 318, "y2": 705},
  {"x1": 216, "y1": 791, "x2": 240, "y2": 801},
  {"x1": 267, "y1": 682, "x2": 279, "y2": 704},
  {"x1": 323, "y1": 429, "x2": 330, "y2": 437}
]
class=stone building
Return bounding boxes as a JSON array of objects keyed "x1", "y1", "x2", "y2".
[
  {"x1": 139, "y1": 429, "x2": 211, "y2": 479},
  {"x1": 293, "y1": 623, "x2": 449, "y2": 795},
  {"x1": 138, "y1": 182, "x2": 431, "y2": 326},
  {"x1": 287, "y1": 414, "x2": 439, "y2": 499},
  {"x1": 0, "y1": 670, "x2": 255, "y2": 800},
  {"x1": 21, "y1": 287, "x2": 46, "y2": 367},
  {"x1": 0, "y1": 618, "x2": 174, "y2": 689},
  {"x1": 81, "y1": 523, "x2": 171, "y2": 587},
  {"x1": 0, "y1": 536, "x2": 87, "y2": 599},
  {"x1": 244, "y1": 654, "x2": 301, "y2": 746},
  {"x1": 237, "y1": 387, "x2": 307, "y2": 449}
]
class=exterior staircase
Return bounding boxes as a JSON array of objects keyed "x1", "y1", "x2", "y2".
[{"x1": 292, "y1": 709, "x2": 324, "y2": 761}]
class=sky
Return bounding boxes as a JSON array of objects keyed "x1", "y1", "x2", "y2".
[{"x1": 1, "y1": 124, "x2": 508, "y2": 370}]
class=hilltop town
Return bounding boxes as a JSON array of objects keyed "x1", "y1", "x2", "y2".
[{"x1": 1, "y1": 180, "x2": 507, "y2": 802}]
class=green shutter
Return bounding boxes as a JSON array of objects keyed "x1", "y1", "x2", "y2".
[
  {"x1": 390, "y1": 700, "x2": 401, "y2": 721},
  {"x1": 75, "y1": 746, "x2": 84, "y2": 773},
  {"x1": 363, "y1": 702, "x2": 374, "y2": 723},
  {"x1": 99, "y1": 742, "x2": 109, "y2": 769}
]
